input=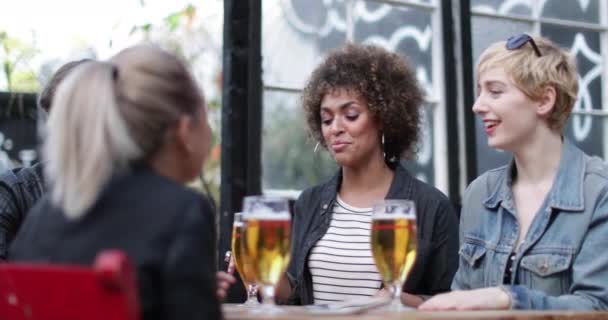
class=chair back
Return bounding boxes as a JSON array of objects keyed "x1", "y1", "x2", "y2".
[{"x1": 0, "y1": 250, "x2": 140, "y2": 320}]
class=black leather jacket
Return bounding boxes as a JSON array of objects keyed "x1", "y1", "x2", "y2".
[
  {"x1": 0, "y1": 163, "x2": 45, "y2": 260},
  {"x1": 10, "y1": 165, "x2": 222, "y2": 320},
  {"x1": 285, "y1": 165, "x2": 459, "y2": 305}
]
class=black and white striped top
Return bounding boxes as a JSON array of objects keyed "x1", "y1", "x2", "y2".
[{"x1": 308, "y1": 196, "x2": 382, "y2": 304}]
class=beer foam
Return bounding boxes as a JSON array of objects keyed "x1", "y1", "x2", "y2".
[
  {"x1": 243, "y1": 210, "x2": 291, "y2": 221},
  {"x1": 372, "y1": 214, "x2": 415, "y2": 220}
]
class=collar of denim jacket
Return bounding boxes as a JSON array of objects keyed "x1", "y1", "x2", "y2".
[{"x1": 483, "y1": 138, "x2": 585, "y2": 213}]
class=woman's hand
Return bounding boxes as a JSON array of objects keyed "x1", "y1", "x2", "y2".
[
  {"x1": 216, "y1": 252, "x2": 237, "y2": 301},
  {"x1": 419, "y1": 287, "x2": 511, "y2": 311},
  {"x1": 401, "y1": 292, "x2": 424, "y2": 307},
  {"x1": 375, "y1": 289, "x2": 423, "y2": 308},
  {"x1": 216, "y1": 271, "x2": 236, "y2": 301},
  {"x1": 374, "y1": 288, "x2": 391, "y2": 298}
]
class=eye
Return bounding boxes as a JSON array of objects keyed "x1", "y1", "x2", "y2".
[
  {"x1": 489, "y1": 90, "x2": 503, "y2": 97},
  {"x1": 345, "y1": 113, "x2": 359, "y2": 121},
  {"x1": 321, "y1": 117, "x2": 333, "y2": 126}
]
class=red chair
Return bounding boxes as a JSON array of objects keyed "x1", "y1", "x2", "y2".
[{"x1": 0, "y1": 250, "x2": 140, "y2": 320}]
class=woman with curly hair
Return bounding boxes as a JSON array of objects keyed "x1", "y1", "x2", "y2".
[{"x1": 281, "y1": 43, "x2": 458, "y2": 307}]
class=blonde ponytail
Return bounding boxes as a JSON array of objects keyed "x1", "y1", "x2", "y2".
[
  {"x1": 45, "y1": 45, "x2": 204, "y2": 219},
  {"x1": 44, "y1": 62, "x2": 140, "y2": 219}
]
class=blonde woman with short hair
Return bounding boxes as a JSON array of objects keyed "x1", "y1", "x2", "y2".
[
  {"x1": 421, "y1": 34, "x2": 608, "y2": 311},
  {"x1": 10, "y1": 45, "x2": 222, "y2": 319}
]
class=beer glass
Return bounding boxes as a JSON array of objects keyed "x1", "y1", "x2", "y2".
[
  {"x1": 231, "y1": 212, "x2": 260, "y2": 306},
  {"x1": 241, "y1": 196, "x2": 291, "y2": 312},
  {"x1": 371, "y1": 199, "x2": 417, "y2": 310}
]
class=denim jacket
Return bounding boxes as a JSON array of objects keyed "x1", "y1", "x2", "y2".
[
  {"x1": 0, "y1": 163, "x2": 45, "y2": 260},
  {"x1": 285, "y1": 164, "x2": 459, "y2": 305},
  {"x1": 453, "y1": 139, "x2": 608, "y2": 310}
]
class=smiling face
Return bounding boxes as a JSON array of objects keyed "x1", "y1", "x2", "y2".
[
  {"x1": 473, "y1": 67, "x2": 544, "y2": 151},
  {"x1": 320, "y1": 88, "x2": 383, "y2": 168}
]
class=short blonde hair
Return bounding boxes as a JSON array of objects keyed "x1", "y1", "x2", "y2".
[{"x1": 476, "y1": 36, "x2": 578, "y2": 132}]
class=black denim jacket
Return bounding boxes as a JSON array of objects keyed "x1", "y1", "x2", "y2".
[
  {"x1": 0, "y1": 163, "x2": 45, "y2": 260},
  {"x1": 285, "y1": 165, "x2": 459, "y2": 305}
]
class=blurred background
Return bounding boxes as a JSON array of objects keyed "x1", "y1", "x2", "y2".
[{"x1": 1, "y1": 1, "x2": 607, "y2": 286}]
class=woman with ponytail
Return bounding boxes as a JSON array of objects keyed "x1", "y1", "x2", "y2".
[{"x1": 9, "y1": 45, "x2": 222, "y2": 320}]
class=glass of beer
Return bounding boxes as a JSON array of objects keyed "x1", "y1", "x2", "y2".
[
  {"x1": 371, "y1": 199, "x2": 417, "y2": 310},
  {"x1": 241, "y1": 196, "x2": 291, "y2": 313},
  {"x1": 231, "y1": 212, "x2": 260, "y2": 306}
]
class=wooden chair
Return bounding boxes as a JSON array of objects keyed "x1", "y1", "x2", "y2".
[{"x1": 0, "y1": 250, "x2": 140, "y2": 320}]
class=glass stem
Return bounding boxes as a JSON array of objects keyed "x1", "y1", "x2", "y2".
[
  {"x1": 392, "y1": 282, "x2": 401, "y2": 303},
  {"x1": 245, "y1": 283, "x2": 258, "y2": 305},
  {"x1": 262, "y1": 285, "x2": 276, "y2": 305}
]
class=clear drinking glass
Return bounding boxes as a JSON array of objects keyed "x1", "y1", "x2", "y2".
[
  {"x1": 241, "y1": 196, "x2": 291, "y2": 313},
  {"x1": 231, "y1": 212, "x2": 260, "y2": 306},
  {"x1": 370, "y1": 199, "x2": 417, "y2": 311}
]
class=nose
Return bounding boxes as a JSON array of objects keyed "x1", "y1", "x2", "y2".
[
  {"x1": 329, "y1": 116, "x2": 345, "y2": 135},
  {"x1": 472, "y1": 94, "x2": 487, "y2": 115}
]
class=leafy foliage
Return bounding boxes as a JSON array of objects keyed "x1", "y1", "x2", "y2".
[{"x1": 0, "y1": 31, "x2": 39, "y2": 92}]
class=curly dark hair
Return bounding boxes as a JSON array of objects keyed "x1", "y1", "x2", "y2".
[{"x1": 301, "y1": 43, "x2": 424, "y2": 163}]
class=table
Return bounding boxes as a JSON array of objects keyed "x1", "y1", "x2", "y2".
[{"x1": 223, "y1": 304, "x2": 608, "y2": 320}]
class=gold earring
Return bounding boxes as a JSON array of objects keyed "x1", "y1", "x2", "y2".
[{"x1": 381, "y1": 134, "x2": 386, "y2": 159}]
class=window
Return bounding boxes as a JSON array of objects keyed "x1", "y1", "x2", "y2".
[
  {"x1": 470, "y1": 0, "x2": 607, "y2": 174},
  {"x1": 261, "y1": 0, "x2": 449, "y2": 193}
]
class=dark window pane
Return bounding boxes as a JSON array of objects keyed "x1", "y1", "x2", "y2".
[
  {"x1": 402, "y1": 105, "x2": 435, "y2": 185},
  {"x1": 541, "y1": 0, "x2": 599, "y2": 24},
  {"x1": 262, "y1": 0, "x2": 348, "y2": 89},
  {"x1": 564, "y1": 115, "x2": 605, "y2": 159},
  {"x1": 262, "y1": 89, "x2": 337, "y2": 190},
  {"x1": 471, "y1": 0, "x2": 533, "y2": 16},
  {"x1": 540, "y1": 26, "x2": 602, "y2": 116},
  {"x1": 0, "y1": 92, "x2": 39, "y2": 170},
  {"x1": 541, "y1": 25, "x2": 603, "y2": 158},
  {"x1": 354, "y1": 3, "x2": 434, "y2": 96},
  {"x1": 262, "y1": 0, "x2": 442, "y2": 190},
  {"x1": 472, "y1": 17, "x2": 533, "y2": 60}
]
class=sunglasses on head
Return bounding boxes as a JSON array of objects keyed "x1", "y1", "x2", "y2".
[{"x1": 506, "y1": 33, "x2": 542, "y2": 57}]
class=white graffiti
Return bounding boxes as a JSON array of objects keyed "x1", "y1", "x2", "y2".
[
  {"x1": 472, "y1": 0, "x2": 532, "y2": 14},
  {"x1": 0, "y1": 132, "x2": 13, "y2": 172},
  {"x1": 355, "y1": 2, "x2": 392, "y2": 23},
  {"x1": 361, "y1": 25, "x2": 432, "y2": 52},
  {"x1": 579, "y1": 0, "x2": 591, "y2": 10},
  {"x1": 539, "y1": 0, "x2": 592, "y2": 13},
  {"x1": 416, "y1": 173, "x2": 428, "y2": 183},
  {"x1": 281, "y1": 0, "x2": 437, "y2": 178},
  {"x1": 19, "y1": 149, "x2": 37, "y2": 167},
  {"x1": 473, "y1": 0, "x2": 594, "y2": 16},
  {"x1": 570, "y1": 33, "x2": 603, "y2": 141},
  {"x1": 280, "y1": 0, "x2": 347, "y2": 36},
  {"x1": 416, "y1": 67, "x2": 433, "y2": 98},
  {"x1": 417, "y1": 107, "x2": 433, "y2": 166}
]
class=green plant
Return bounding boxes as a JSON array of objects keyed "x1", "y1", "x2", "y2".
[{"x1": 0, "y1": 31, "x2": 39, "y2": 93}]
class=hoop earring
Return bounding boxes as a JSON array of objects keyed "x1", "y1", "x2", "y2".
[
  {"x1": 381, "y1": 134, "x2": 386, "y2": 159},
  {"x1": 314, "y1": 142, "x2": 320, "y2": 153}
]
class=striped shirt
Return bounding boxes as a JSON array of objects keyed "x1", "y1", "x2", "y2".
[{"x1": 308, "y1": 196, "x2": 382, "y2": 304}]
